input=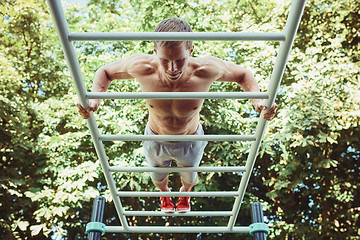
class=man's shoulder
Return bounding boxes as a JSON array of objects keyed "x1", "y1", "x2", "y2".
[
  {"x1": 126, "y1": 53, "x2": 157, "y2": 76},
  {"x1": 190, "y1": 56, "x2": 225, "y2": 69},
  {"x1": 189, "y1": 56, "x2": 224, "y2": 79},
  {"x1": 192, "y1": 55, "x2": 227, "y2": 69},
  {"x1": 127, "y1": 53, "x2": 156, "y2": 63}
]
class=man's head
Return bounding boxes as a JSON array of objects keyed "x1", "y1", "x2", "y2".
[
  {"x1": 154, "y1": 18, "x2": 194, "y2": 81},
  {"x1": 154, "y1": 18, "x2": 193, "y2": 50}
]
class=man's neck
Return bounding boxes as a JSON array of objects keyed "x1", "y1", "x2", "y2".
[{"x1": 160, "y1": 71, "x2": 188, "y2": 88}]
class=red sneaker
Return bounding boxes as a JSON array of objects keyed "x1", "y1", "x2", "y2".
[
  {"x1": 160, "y1": 197, "x2": 175, "y2": 213},
  {"x1": 176, "y1": 196, "x2": 191, "y2": 213}
]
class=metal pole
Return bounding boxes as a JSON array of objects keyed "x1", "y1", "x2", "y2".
[
  {"x1": 86, "y1": 91, "x2": 268, "y2": 100},
  {"x1": 104, "y1": 226, "x2": 251, "y2": 233},
  {"x1": 117, "y1": 191, "x2": 238, "y2": 197},
  {"x1": 46, "y1": 0, "x2": 129, "y2": 231},
  {"x1": 88, "y1": 196, "x2": 105, "y2": 240},
  {"x1": 69, "y1": 32, "x2": 286, "y2": 42},
  {"x1": 109, "y1": 166, "x2": 246, "y2": 173},
  {"x1": 99, "y1": 134, "x2": 255, "y2": 142},
  {"x1": 123, "y1": 211, "x2": 233, "y2": 217},
  {"x1": 251, "y1": 202, "x2": 268, "y2": 240},
  {"x1": 227, "y1": 0, "x2": 307, "y2": 231}
]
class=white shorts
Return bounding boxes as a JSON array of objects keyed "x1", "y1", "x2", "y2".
[{"x1": 142, "y1": 123, "x2": 208, "y2": 183}]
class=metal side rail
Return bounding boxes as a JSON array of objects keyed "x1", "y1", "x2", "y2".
[
  {"x1": 227, "y1": 0, "x2": 307, "y2": 231},
  {"x1": 47, "y1": 0, "x2": 130, "y2": 231}
]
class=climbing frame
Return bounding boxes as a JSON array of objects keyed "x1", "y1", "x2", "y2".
[{"x1": 47, "y1": 0, "x2": 306, "y2": 236}]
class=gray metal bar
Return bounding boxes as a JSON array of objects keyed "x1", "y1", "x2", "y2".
[
  {"x1": 69, "y1": 32, "x2": 286, "y2": 42},
  {"x1": 46, "y1": 0, "x2": 130, "y2": 231},
  {"x1": 227, "y1": 0, "x2": 307, "y2": 231},
  {"x1": 124, "y1": 211, "x2": 233, "y2": 217},
  {"x1": 87, "y1": 91, "x2": 268, "y2": 100},
  {"x1": 117, "y1": 191, "x2": 238, "y2": 197},
  {"x1": 105, "y1": 226, "x2": 250, "y2": 233},
  {"x1": 109, "y1": 166, "x2": 246, "y2": 173},
  {"x1": 100, "y1": 134, "x2": 256, "y2": 142}
]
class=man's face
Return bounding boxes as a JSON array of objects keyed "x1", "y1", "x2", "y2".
[{"x1": 155, "y1": 43, "x2": 194, "y2": 81}]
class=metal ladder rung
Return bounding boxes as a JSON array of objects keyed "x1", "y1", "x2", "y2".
[
  {"x1": 69, "y1": 32, "x2": 286, "y2": 42},
  {"x1": 104, "y1": 226, "x2": 250, "y2": 233},
  {"x1": 86, "y1": 91, "x2": 269, "y2": 99},
  {"x1": 124, "y1": 211, "x2": 233, "y2": 217},
  {"x1": 109, "y1": 166, "x2": 246, "y2": 173},
  {"x1": 117, "y1": 191, "x2": 238, "y2": 197},
  {"x1": 100, "y1": 134, "x2": 256, "y2": 142}
]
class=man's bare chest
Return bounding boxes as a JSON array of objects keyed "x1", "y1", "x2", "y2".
[{"x1": 138, "y1": 71, "x2": 212, "y2": 93}]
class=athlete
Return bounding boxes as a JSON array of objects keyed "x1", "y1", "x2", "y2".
[{"x1": 77, "y1": 18, "x2": 277, "y2": 213}]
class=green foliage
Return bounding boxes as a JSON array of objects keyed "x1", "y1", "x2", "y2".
[
  {"x1": 0, "y1": 0, "x2": 69, "y2": 239},
  {"x1": 1, "y1": 0, "x2": 359, "y2": 239},
  {"x1": 257, "y1": 0, "x2": 360, "y2": 238}
]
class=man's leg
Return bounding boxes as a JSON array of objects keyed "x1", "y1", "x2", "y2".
[
  {"x1": 142, "y1": 123, "x2": 175, "y2": 212},
  {"x1": 180, "y1": 175, "x2": 197, "y2": 192},
  {"x1": 176, "y1": 176, "x2": 197, "y2": 213},
  {"x1": 152, "y1": 175, "x2": 170, "y2": 192},
  {"x1": 153, "y1": 175, "x2": 175, "y2": 213}
]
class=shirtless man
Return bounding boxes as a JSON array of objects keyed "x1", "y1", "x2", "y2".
[{"x1": 77, "y1": 18, "x2": 277, "y2": 213}]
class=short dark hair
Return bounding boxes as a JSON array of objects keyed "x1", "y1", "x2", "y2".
[{"x1": 154, "y1": 18, "x2": 193, "y2": 49}]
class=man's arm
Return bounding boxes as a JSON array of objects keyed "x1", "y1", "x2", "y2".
[
  {"x1": 212, "y1": 57, "x2": 277, "y2": 121},
  {"x1": 77, "y1": 53, "x2": 151, "y2": 119}
]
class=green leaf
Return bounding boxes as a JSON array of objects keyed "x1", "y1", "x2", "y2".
[
  {"x1": 17, "y1": 221, "x2": 30, "y2": 231},
  {"x1": 30, "y1": 224, "x2": 46, "y2": 236}
]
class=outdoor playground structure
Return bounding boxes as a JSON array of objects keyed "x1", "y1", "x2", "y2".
[{"x1": 47, "y1": 0, "x2": 306, "y2": 238}]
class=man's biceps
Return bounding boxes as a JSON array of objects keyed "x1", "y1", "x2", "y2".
[{"x1": 102, "y1": 60, "x2": 127, "y2": 75}]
